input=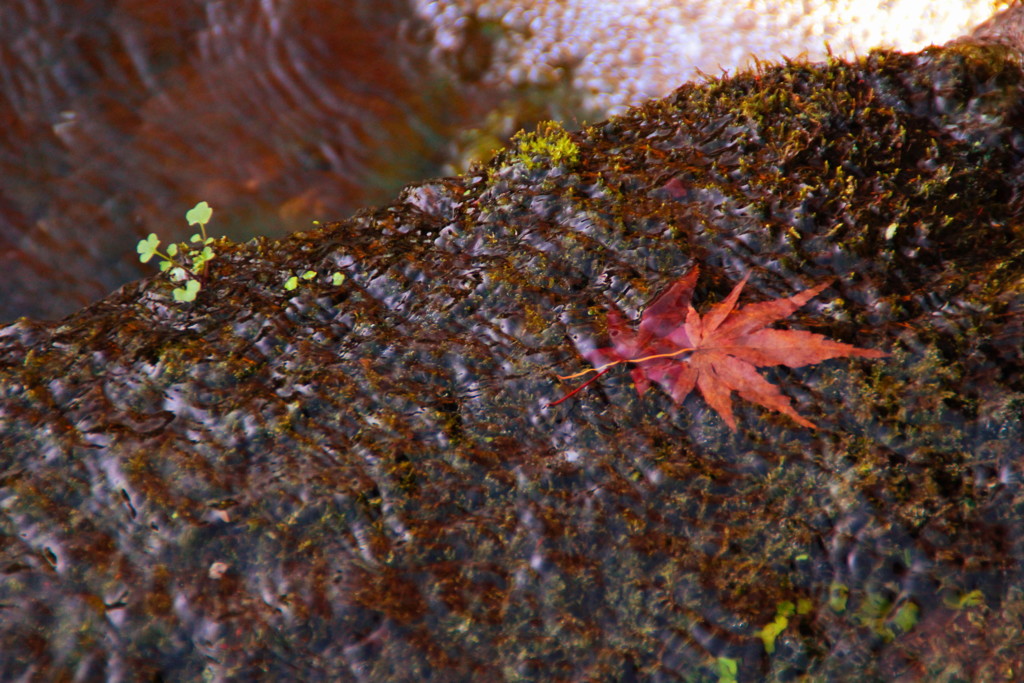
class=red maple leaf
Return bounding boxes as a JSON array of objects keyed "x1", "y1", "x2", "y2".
[{"x1": 550, "y1": 266, "x2": 888, "y2": 430}]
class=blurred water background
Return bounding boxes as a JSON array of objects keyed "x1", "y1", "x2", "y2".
[{"x1": 0, "y1": 0, "x2": 1006, "y2": 321}]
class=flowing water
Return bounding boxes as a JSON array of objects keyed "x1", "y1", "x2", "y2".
[
  {"x1": 0, "y1": 0, "x2": 1004, "y2": 321},
  {"x1": 0, "y1": 0, "x2": 487, "y2": 320}
]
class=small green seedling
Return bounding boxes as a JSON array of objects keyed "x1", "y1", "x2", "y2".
[
  {"x1": 855, "y1": 592, "x2": 919, "y2": 642},
  {"x1": 137, "y1": 201, "x2": 217, "y2": 302},
  {"x1": 284, "y1": 269, "x2": 345, "y2": 291},
  {"x1": 284, "y1": 270, "x2": 316, "y2": 291},
  {"x1": 944, "y1": 589, "x2": 985, "y2": 610},
  {"x1": 173, "y1": 279, "x2": 201, "y2": 302},
  {"x1": 715, "y1": 656, "x2": 738, "y2": 683},
  {"x1": 757, "y1": 613, "x2": 788, "y2": 655},
  {"x1": 756, "y1": 599, "x2": 812, "y2": 655},
  {"x1": 890, "y1": 601, "x2": 919, "y2": 635},
  {"x1": 828, "y1": 582, "x2": 849, "y2": 612}
]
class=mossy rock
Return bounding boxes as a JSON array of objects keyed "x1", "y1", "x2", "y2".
[{"x1": 2, "y1": 41, "x2": 1024, "y2": 680}]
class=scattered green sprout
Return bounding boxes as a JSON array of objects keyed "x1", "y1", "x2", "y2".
[
  {"x1": 755, "y1": 599, "x2": 813, "y2": 656},
  {"x1": 828, "y1": 582, "x2": 849, "y2": 612},
  {"x1": 284, "y1": 269, "x2": 345, "y2": 291},
  {"x1": 138, "y1": 202, "x2": 345, "y2": 300},
  {"x1": 945, "y1": 589, "x2": 985, "y2": 610},
  {"x1": 137, "y1": 201, "x2": 217, "y2": 302},
  {"x1": 856, "y1": 593, "x2": 919, "y2": 642},
  {"x1": 757, "y1": 607, "x2": 790, "y2": 655},
  {"x1": 715, "y1": 656, "x2": 738, "y2": 683},
  {"x1": 174, "y1": 280, "x2": 200, "y2": 302},
  {"x1": 891, "y1": 601, "x2": 919, "y2": 634}
]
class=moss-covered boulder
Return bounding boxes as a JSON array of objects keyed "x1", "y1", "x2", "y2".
[{"x1": 2, "y1": 39, "x2": 1024, "y2": 680}]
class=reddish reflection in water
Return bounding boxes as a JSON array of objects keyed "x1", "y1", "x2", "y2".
[
  {"x1": 0, "y1": 0, "x2": 496, "y2": 321},
  {"x1": 8, "y1": 0, "x2": 995, "y2": 322}
]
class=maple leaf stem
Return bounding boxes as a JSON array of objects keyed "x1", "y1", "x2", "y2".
[
  {"x1": 555, "y1": 347, "x2": 696, "y2": 381},
  {"x1": 625, "y1": 347, "x2": 694, "y2": 365},
  {"x1": 547, "y1": 369, "x2": 609, "y2": 407},
  {"x1": 549, "y1": 347, "x2": 698, "y2": 407},
  {"x1": 556, "y1": 362, "x2": 622, "y2": 380}
]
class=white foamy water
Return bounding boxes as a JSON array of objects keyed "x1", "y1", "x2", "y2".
[{"x1": 417, "y1": 0, "x2": 1009, "y2": 113}]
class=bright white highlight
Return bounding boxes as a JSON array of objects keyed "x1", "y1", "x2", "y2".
[{"x1": 417, "y1": 0, "x2": 1009, "y2": 114}]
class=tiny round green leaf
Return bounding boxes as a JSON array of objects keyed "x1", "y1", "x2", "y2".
[
  {"x1": 331, "y1": 272, "x2": 345, "y2": 286},
  {"x1": 196, "y1": 246, "x2": 213, "y2": 262},
  {"x1": 166, "y1": 243, "x2": 178, "y2": 257},
  {"x1": 891, "y1": 602, "x2": 919, "y2": 633},
  {"x1": 186, "y1": 201, "x2": 213, "y2": 227},
  {"x1": 715, "y1": 657, "x2": 738, "y2": 682},
  {"x1": 302, "y1": 270, "x2": 317, "y2": 280},
  {"x1": 829, "y1": 582, "x2": 849, "y2": 612},
  {"x1": 284, "y1": 276, "x2": 299, "y2": 291},
  {"x1": 173, "y1": 279, "x2": 201, "y2": 302},
  {"x1": 757, "y1": 615, "x2": 788, "y2": 654},
  {"x1": 137, "y1": 233, "x2": 160, "y2": 262}
]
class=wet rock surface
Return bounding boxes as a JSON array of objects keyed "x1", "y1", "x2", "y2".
[{"x1": 2, "y1": 41, "x2": 1024, "y2": 680}]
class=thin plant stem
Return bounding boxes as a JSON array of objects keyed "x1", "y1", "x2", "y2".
[
  {"x1": 549, "y1": 347, "x2": 695, "y2": 405},
  {"x1": 546, "y1": 369, "x2": 609, "y2": 407},
  {"x1": 556, "y1": 347, "x2": 695, "y2": 380}
]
